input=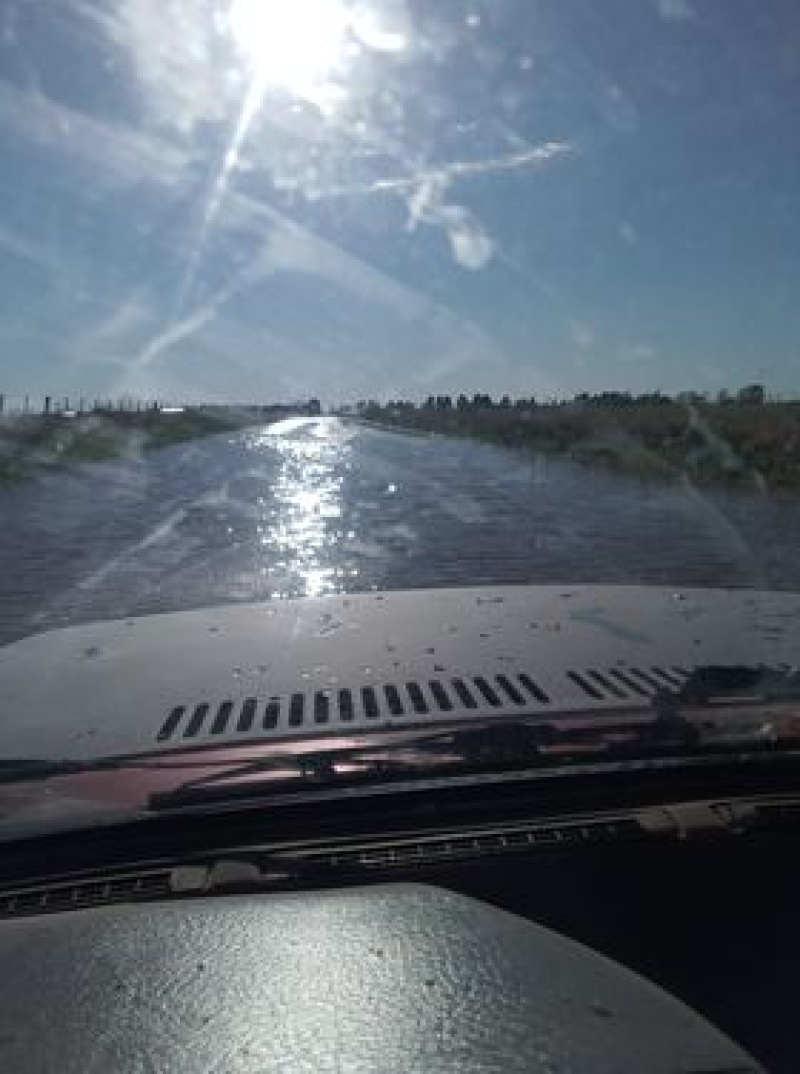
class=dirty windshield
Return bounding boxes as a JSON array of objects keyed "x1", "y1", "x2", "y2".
[{"x1": 0, "y1": 0, "x2": 798, "y2": 647}]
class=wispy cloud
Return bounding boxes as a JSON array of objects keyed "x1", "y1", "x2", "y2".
[
  {"x1": 308, "y1": 141, "x2": 572, "y2": 271},
  {"x1": 0, "y1": 81, "x2": 193, "y2": 190},
  {"x1": 136, "y1": 270, "x2": 255, "y2": 368},
  {"x1": 297, "y1": 142, "x2": 573, "y2": 201},
  {"x1": 407, "y1": 177, "x2": 493, "y2": 270},
  {"x1": 73, "y1": 0, "x2": 238, "y2": 135}
]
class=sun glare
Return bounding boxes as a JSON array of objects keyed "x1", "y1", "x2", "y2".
[{"x1": 229, "y1": 0, "x2": 350, "y2": 100}]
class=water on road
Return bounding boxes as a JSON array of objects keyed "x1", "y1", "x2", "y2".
[{"x1": 1, "y1": 416, "x2": 799, "y2": 645}]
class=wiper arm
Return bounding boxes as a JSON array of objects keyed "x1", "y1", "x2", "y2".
[
  {"x1": 0, "y1": 752, "x2": 296, "y2": 786},
  {"x1": 151, "y1": 669, "x2": 800, "y2": 811},
  {"x1": 5, "y1": 666, "x2": 799, "y2": 811},
  {"x1": 147, "y1": 707, "x2": 769, "y2": 813}
]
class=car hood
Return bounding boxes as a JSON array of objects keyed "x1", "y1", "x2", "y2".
[{"x1": 1, "y1": 584, "x2": 799, "y2": 762}]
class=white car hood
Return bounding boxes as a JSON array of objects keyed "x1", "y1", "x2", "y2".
[{"x1": 0, "y1": 585, "x2": 798, "y2": 760}]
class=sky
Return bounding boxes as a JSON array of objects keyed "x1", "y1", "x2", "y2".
[{"x1": 0, "y1": 0, "x2": 798, "y2": 406}]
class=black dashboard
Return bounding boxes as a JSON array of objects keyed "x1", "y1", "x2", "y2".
[{"x1": 0, "y1": 766, "x2": 798, "y2": 1072}]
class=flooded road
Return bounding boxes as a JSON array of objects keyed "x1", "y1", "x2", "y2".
[{"x1": 1, "y1": 416, "x2": 799, "y2": 645}]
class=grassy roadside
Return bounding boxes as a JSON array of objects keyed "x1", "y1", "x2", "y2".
[
  {"x1": 356, "y1": 401, "x2": 800, "y2": 492},
  {"x1": 0, "y1": 408, "x2": 273, "y2": 485}
]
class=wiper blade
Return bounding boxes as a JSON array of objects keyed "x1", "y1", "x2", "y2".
[
  {"x1": 0, "y1": 757, "x2": 117, "y2": 784},
  {"x1": 148, "y1": 699, "x2": 800, "y2": 812},
  {"x1": 0, "y1": 752, "x2": 288, "y2": 786},
  {"x1": 5, "y1": 666, "x2": 799, "y2": 810}
]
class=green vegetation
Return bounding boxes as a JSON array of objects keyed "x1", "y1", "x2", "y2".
[
  {"x1": 0, "y1": 407, "x2": 275, "y2": 484},
  {"x1": 355, "y1": 389, "x2": 800, "y2": 492}
]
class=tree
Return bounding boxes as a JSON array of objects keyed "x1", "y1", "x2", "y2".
[{"x1": 737, "y1": 384, "x2": 765, "y2": 406}]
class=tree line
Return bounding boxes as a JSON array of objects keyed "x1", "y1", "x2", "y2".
[{"x1": 350, "y1": 384, "x2": 769, "y2": 414}]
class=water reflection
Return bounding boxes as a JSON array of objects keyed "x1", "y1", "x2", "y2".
[{"x1": 249, "y1": 419, "x2": 350, "y2": 598}]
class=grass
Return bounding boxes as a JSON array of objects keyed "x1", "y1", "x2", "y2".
[
  {"x1": 0, "y1": 408, "x2": 269, "y2": 485},
  {"x1": 358, "y1": 400, "x2": 800, "y2": 492}
]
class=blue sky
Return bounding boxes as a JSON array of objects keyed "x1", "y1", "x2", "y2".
[{"x1": 0, "y1": 0, "x2": 798, "y2": 405}]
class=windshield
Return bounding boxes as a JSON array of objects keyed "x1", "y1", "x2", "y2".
[{"x1": 0, "y1": 2, "x2": 799, "y2": 833}]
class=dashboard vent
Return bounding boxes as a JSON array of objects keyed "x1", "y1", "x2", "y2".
[
  {"x1": 156, "y1": 671, "x2": 552, "y2": 743},
  {"x1": 310, "y1": 817, "x2": 644, "y2": 872},
  {"x1": 0, "y1": 870, "x2": 172, "y2": 919}
]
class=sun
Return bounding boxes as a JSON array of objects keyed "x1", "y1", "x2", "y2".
[{"x1": 228, "y1": 0, "x2": 350, "y2": 101}]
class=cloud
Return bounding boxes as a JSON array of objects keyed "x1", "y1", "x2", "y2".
[
  {"x1": 407, "y1": 176, "x2": 493, "y2": 270},
  {"x1": 0, "y1": 81, "x2": 193, "y2": 190},
  {"x1": 312, "y1": 141, "x2": 572, "y2": 271},
  {"x1": 68, "y1": 0, "x2": 573, "y2": 279},
  {"x1": 309, "y1": 141, "x2": 573, "y2": 200},
  {"x1": 74, "y1": 0, "x2": 239, "y2": 135},
  {"x1": 655, "y1": 0, "x2": 696, "y2": 22},
  {"x1": 78, "y1": 295, "x2": 154, "y2": 350}
]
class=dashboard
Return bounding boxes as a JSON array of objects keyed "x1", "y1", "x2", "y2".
[{"x1": 0, "y1": 773, "x2": 797, "y2": 1072}]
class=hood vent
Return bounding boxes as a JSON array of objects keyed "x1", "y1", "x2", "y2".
[
  {"x1": 567, "y1": 664, "x2": 689, "y2": 701},
  {"x1": 155, "y1": 665, "x2": 703, "y2": 744},
  {"x1": 154, "y1": 664, "x2": 700, "y2": 745},
  {"x1": 156, "y1": 671, "x2": 553, "y2": 744}
]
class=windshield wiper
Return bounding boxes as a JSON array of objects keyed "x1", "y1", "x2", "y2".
[
  {"x1": 4, "y1": 666, "x2": 798, "y2": 810},
  {"x1": 147, "y1": 700, "x2": 800, "y2": 812}
]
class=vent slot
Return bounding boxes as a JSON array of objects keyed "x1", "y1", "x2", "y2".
[
  {"x1": 288, "y1": 693, "x2": 304, "y2": 727},
  {"x1": 211, "y1": 701, "x2": 234, "y2": 735},
  {"x1": 626, "y1": 667, "x2": 663, "y2": 692},
  {"x1": 313, "y1": 691, "x2": 330, "y2": 724},
  {"x1": 184, "y1": 703, "x2": 209, "y2": 738},
  {"x1": 567, "y1": 670, "x2": 604, "y2": 700},
  {"x1": 649, "y1": 665, "x2": 684, "y2": 688},
  {"x1": 338, "y1": 688, "x2": 354, "y2": 721},
  {"x1": 496, "y1": 674, "x2": 525, "y2": 705},
  {"x1": 157, "y1": 706, "x2": 185, "y2": 742},
  {"x1": 451, "y1": 678, "x2": 477, "y2": 709},
  {"x1": 608, "y1": 668, "x2": 650, "y2": 697},
  {"x1": 588, "y1": 670, "x2": 626, "y2": 698},
  {"x1": 473, "y1": 676, "x2": 501, "y2": 707},
  {"x1": 158, "y1": 659, "x2": 696, "y2": 746},
  {"x1": 429, "y1": 680, "x2": 453, "y2": 711},
  {"x1": 518, "y1": 674, "x2": 550, "y2": 704},
  {"x1": 263, "y1": 697, "x2": 280, "y2": 729},
  {"x1": 362, "y1": 686, "x2": 380, "y2": 719},
  {"x1": 406, "y1": 682, "x2": 429, "y2": 714},
  {"x1": 384, "y1": 684, "x2": 404, "y2": 715},
  {"x1": 237, "y1": 698, "x2": 258, "y2": 733}
]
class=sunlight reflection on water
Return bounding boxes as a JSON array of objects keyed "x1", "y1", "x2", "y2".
[{"x1": 247, "y1": 418, "x2": 353, "y2": 597}]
